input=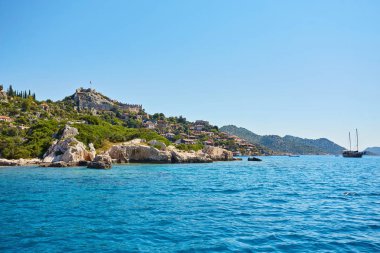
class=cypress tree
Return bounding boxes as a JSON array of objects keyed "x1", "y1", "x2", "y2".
[{"x1": 7, "y1": 85, "x2": 14, "y2": 96}]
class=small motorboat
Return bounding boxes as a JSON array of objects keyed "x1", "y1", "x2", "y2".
[
  {"x1": 248, "y1": 157, "x2": 262, "y2": 162},
  {"x1": 288, "y1": 155, "x2": 300, "y2": 157}
]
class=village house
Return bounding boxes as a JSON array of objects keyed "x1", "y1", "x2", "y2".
[
  {"x1": 203, "y1": 140, "x2": 214, "y2": 146},
  {"x1": 188, "y1": 135, "x2": 197, "y2": 140},
  {"x1": 195, "y1": 124, "x2": 204, "y2": 131},
  {"x1": 182, "y1": 139, "x2": 196, "y2": 145},
  {"x1": 170, "y1": 124, "x2": 181, "y2": 130},
  {"x1": 143, "y1": 121, "x2": 156, "y2": 129},
  {"x1": 0, "y1": 116, "x2": 12, "y2": 122}
]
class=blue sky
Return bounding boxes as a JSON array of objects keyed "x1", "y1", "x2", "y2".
[{"x1": 0, "y1": 0, "x2": 379, "y2": 148}]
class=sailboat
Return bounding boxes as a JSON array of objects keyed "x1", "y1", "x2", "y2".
[{"x1": 342, "y1": 129, "x2": 363, "y2": 158}]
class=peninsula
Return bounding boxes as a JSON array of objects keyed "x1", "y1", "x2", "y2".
[{"x1": 0, "y1": 85, "x2": 268, "y2": 168}]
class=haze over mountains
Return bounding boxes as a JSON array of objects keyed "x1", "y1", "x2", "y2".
[
  {"x1": 364, "y1": 147, "x2": 380, "y2": 156},
  {"x1": 220, "y1": 125, "x2": 345, "y2": 155}
]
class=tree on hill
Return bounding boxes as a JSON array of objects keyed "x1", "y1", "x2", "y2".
[{"x1": 7, "y1": 85, "x2": 14, "y2": 96}]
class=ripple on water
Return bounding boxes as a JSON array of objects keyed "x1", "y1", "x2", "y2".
[{"x1": 0, "y1": 156, "x2": 379, "y2": 252}]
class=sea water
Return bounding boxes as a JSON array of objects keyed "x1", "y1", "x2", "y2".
[{"x1": 0, "y1": 156, "x2": 379, "y2": 252}]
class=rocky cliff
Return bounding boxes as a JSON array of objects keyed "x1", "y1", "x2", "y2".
[
  {"x1": 106, "y1": 139, "x2": 228, "y2": 163},
  {"x1": 42, "y1": 125, "x2": 96, "y2": 163},
  {"x1": 66, "y1": 87, "x2": 142, "y2": 113}
]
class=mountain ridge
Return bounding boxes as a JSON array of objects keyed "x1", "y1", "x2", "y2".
[
  {"x1": 364, "y1": 147, "x2": 380, "y2": 156},
  {"x1": 220, "y1": 125, "x2": 344, "y2": 155}
]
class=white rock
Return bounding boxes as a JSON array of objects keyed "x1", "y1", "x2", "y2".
[
  {"x1": 202, "y1": 146, "x2": 233, "y2": 161},
  {"x1": 61, "y1": 125, "x2": 79, "y2": 139},
  {"x1": 43, "y1": 137, "x2": 93, "y2": 163}
]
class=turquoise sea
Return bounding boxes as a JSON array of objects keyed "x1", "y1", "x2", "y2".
[{"x1": 0, "y1": 156, "x2": 379, "y2": 252}]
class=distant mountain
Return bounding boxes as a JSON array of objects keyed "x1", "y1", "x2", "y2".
[
  {"x1": 220, "y1": 125, "x2": 345, "y2": 155},
  {"x1": 364, "y1": 147, "x2": 380, "y2": 156}
]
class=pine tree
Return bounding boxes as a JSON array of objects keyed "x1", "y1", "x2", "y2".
[{"x1": 7, "y1": 85, "x2": 14, "y2": 96}]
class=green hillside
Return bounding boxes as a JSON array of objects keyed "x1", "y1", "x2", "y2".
[{"x1": 0, "y1": 85, "x2": 262, "y2": 159}]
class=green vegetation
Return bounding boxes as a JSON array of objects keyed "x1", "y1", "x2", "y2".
[
  {"x1": 0, "y1": 120, "x2": 61, "y2": 159},
  {"x1": 0, "y1": 85, "x2": 171, "y2": 159},
  {"x1": 176, "y1": 143, "x2": 204, "y2": 152},
  {"x1": 5, "y1": 85, "x2": 36, "y2": 100},
  {"x1": 74, "y1": 121, "x2": 170, "y2": 149}
]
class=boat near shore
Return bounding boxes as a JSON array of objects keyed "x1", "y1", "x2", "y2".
[
  {"x1": 342, "y1": 151, "x2": 363, "y2": 158},
  {"x1": 248, "y1": 157, "x2": 262, "y2": 162}
]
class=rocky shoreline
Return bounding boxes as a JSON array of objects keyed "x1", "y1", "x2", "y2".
[
  {"x1": 0, "y1": 125, "x2": 236, "y2": 169},
  {"x1": 0, "y1": 158, "x2": 41, "y2": 167}
]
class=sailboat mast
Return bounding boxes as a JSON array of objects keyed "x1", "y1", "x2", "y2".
[
  {"x1": 356, "y1": 128, "x2": 359, "y2": 152},
  {"x1": 349, "y1": 132, "x2": 352, "y2": 151}
]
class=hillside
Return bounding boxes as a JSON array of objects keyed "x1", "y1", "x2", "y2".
[
  {"x1": 364, "y1": 147, "x2": 380, "y2": 156},
  {"x1": 220, "y1": 125, "x2": 344, "y2": 155},
  {"x1": 0, "y1": 85, "x2": 269, "y2": 159}
]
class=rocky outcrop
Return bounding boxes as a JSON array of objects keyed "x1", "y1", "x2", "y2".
[
  {"x1": 40, "y1": 161, "x2": 70, "y2": 167},
  {"x1": 202, "y1": 146, "x2": 233, "y2": 161},
  {"x1": 42, "y1": 126, "x2": 95, "y2": 163},
  {"x1": 69, "y1": 88, "x2": 142, "y2": 113},
  {"x1": 73, "y1": 88, "x2": 114, "y2": 111},
  {"x1": 0, "y1": 158, "x2": 41, "y2": 167},
  {"x1": 88, "y1": 154, "x2": 112, "y2": 169},
  {"x1": 168, "y1": 146, "x2": 212, "y2": 163},
  {"x1": 88, "y1": 143, "x2": 96, "y2": 159},
  {"x1": 1, "y1": 136, "x2": 235, "y2": 168},
  {"x1": 0, "y1": 86, "x2": 7, "y2": 102},
  {"x1": 108, "y1": 140, "x2": 172, "y2": 163},
  {"x1": 148, "y1": 140, "x2": 166, "y2": 150},
  {"x1": 107, "y1": 140, "x2": 231, "y2": 164},
  {"x1": 61, "y1": 125, "x2": 79, "y2": 139}
]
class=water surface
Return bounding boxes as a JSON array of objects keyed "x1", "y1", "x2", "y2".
[{"x1": 0, "y1": 156, "x2": 379, "y2": 252}]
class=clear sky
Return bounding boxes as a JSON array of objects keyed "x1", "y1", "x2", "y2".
[{"x1": 0, "y1": 0, "x2": 379, "y2": 149}]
